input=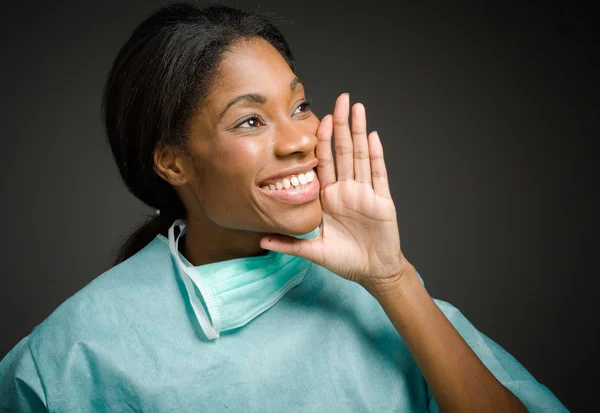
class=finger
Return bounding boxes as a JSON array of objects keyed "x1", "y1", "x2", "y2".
[
  {"x1": 351, "y1": 103, "x2": 371, "y2": 184},
  {"x1": 315, "y1": 114, "x2": 336, "y2": 188},
  {"x1": 332, "y1": 93, "x2": 353, "y2": 181},
  {"x1": 368, "y1": 131, "x2": 392, "y2": 199},
  {"x1": 260, "y1": 235, "x2": 321, "y2": 264}
]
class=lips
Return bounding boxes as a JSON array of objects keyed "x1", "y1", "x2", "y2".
[
  {"x1": 258, "y1": 171, "x2": 321, "y2": 204},
  {"x1": 257, "y1": 160, "x2": 318, "y2": 187}
]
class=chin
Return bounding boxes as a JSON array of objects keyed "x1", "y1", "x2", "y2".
[{"x1": 275, "y1": 200, "x2": 322, "y2": 236}]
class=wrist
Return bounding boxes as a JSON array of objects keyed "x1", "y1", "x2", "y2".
[{"x1": 361, "y1": 261, "x2": 420, "y2": 301}]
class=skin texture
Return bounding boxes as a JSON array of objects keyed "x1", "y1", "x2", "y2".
[
  {"x1": 155, "y1": 36, "x2": 528, "y2": 411},
  {"x1": 154, "y1": 37, "x2": 322, "y2": 265}
]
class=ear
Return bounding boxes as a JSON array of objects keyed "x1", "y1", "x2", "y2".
[{"x1": 153, "y1": 143, "x2": 192, "y2": 187}]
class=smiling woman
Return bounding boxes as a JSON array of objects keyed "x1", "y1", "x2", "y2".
[
  {"x1": 0, "y1": 2, "x2": 567, "y2": 412},
  {"x1": 152, "y1": 36, "x2": 324, "y2": 266}
]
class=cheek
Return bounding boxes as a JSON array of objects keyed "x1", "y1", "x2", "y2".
[
  {"x1": 211, "y1": 138, "x2": 268, "y2": 178},
  {"x1": 194, "y1": 137, "x2": 269, "y2": 226}
]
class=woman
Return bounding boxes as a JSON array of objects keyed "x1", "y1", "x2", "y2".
[{"x1": 0, "y1": 3, "x2": 567, "y2": 412}]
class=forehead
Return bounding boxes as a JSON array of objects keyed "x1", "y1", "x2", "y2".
[{"x1": 207, "y1": 37, "x2": 296, "y2": 105}]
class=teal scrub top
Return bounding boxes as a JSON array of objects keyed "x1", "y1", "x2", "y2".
[{"x1": 1, "y1": 234, "x2": 567, "y2": 412}]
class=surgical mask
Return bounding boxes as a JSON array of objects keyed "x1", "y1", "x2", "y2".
[{"x1": 168, "y1": 219, "x2": 320, "y2": 340}]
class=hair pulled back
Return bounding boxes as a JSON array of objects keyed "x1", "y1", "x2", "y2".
[{"x1": 102, "y1": 2, "x2": 295, "y2": 266}]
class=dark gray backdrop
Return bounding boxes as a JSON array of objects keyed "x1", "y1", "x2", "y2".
[{"x1": 1, "y1": 1, "x2": 597, "y2": 411}]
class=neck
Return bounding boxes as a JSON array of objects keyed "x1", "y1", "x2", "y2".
[{"x1": 180, "y1": 215, "x2": 269, "y2": 267}]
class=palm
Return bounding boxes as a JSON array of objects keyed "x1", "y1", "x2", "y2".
[
  {"x1": 317, "y1": 180, "x2": 400, "y2": 284},
  {"x1": 261, "y1": 93, "x2": 406, "y2": 287}
]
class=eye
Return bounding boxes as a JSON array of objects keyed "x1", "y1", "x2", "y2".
[
  {"x1": 293, "y1": 98, "x2": 312, "y2": 115},
  {"x1": 235, "y1": 114, "x2": 265, "y2": 129}
]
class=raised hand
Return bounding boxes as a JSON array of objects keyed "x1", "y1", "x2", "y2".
[{"x1": 260, "y1": 93, "x2": 412, "y2": 289}]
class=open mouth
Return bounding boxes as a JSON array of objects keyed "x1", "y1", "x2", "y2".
[
  {"x1": 257, "y1": 169, "x2": 320, "y2": 205},
  {"x1": 258, "y1": 169, "x2": 316, "y2": 191}
]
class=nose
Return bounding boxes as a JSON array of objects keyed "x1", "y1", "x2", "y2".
[{"x1": 273, "y1": 118, "x2": 317, "y2": 158}]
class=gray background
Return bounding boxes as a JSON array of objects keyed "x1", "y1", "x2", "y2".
[{"x1": 1, "y1": 0, "x2": 597, "y2": 411}]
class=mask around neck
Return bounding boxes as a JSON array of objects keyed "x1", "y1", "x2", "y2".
[{"x1": 168, "y1": 219, "x2": 320, "y2": 340}]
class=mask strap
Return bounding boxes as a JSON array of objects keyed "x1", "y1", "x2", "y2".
[{"x1": 168, "y1": 219, "x2": 221, "y2": 339}]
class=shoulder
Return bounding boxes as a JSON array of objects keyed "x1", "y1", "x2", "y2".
[
  {"x1": 27, "y1": 236, "x2": 176, "y2": 357},
  {"x1": 0, "y1": 336, "x2": 48, "y2": 411}
]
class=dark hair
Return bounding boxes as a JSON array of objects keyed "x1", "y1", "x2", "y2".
[{"x1": 102, "y1": 2, "x2": 295, "y2": 266}]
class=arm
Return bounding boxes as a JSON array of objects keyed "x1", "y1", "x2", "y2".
[
  {"x1": 363, "y1": 263, "x2": 528, "y2": 413},
  {"x1": 259, "y1": 93, "x2": 565, "y2": 411}
]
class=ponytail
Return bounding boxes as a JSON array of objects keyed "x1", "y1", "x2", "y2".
[{"x1": 112, "y1": 204, "x2": 185, "y2": 267}]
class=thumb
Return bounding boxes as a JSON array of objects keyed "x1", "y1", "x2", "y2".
[{"x1": 260, "y1": 234, "x2": 319, "y2": 262}]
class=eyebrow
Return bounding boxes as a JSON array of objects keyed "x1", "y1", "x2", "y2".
[{"x1": 217, "y1": 77, "x2": 303, "y2": 123}]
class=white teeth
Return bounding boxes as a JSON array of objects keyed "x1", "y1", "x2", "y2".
[{"x1": 261, "y1": 170, "x2": 316, "y2": 191}]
